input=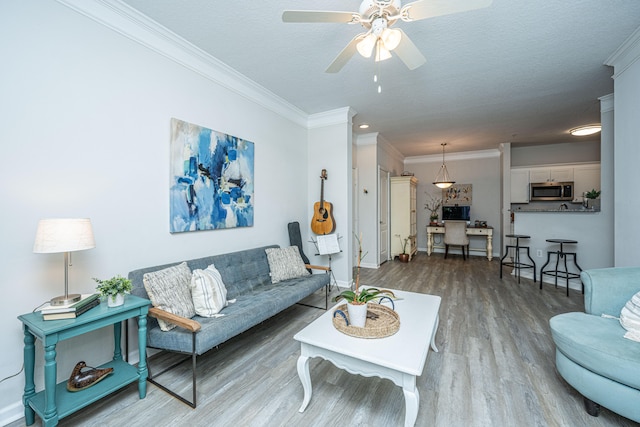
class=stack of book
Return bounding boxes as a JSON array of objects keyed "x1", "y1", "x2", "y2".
[{"x1": 39, "y1": 294, "x2": 101, "y2": 320}]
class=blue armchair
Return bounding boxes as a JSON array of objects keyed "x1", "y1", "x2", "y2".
[{"x1": 549, "y1": 267, "x2": 640, "y2": 422}]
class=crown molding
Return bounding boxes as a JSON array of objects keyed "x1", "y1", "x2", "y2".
[
  {"x1": 355, "y1": 133, "x2": 379, "y2": 146},
  {"x1": 56, "y1": 0, "x2": 309, "y2": 127},
  {"x1": 605, "y1": 25, "x2": 640, "y2": 78},
  {"x1": 308, "y1": 107, "x2": 356, "y2": 129},
  {"x1": 404, "y1": 148, "x2": 500, "y2": 164},
  {"x1": 377, "y1": 134, "x2": 405, "y2": 163},
  {"x1": 599, "y1": 93, "x2": 614, "y2": 113}
]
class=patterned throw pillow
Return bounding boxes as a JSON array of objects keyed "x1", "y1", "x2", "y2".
[
  {"x1": 191, "y1": 264, "x2": 228, "y2": 317},
  {"x1": 620, "y1": 291, "x2": 640, "y2": 342},
  {"x1": 265, "y1": 246, "x2": 310, "y2": 284},
  {"x1": 143, "y1": 262, "x2": 195, "y2": 331}
]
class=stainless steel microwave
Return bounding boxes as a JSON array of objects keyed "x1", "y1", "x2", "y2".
[{"x1": 530, "y1": 182, "x2": 574, "y2": 201}]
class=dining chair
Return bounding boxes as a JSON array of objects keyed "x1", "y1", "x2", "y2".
[{"x1": 444, "y1": 220, "x2": 470, "y2": 260}]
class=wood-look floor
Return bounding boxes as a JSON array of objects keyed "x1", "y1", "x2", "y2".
[{"x1": 13, "y1": 253, "x2": 638, "y2": 427}]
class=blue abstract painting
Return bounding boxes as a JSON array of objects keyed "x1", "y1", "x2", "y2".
[{"x1": 170, "y1": 118, "x2": 254, "y2": 233}]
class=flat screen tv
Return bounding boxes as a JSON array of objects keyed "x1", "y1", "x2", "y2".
[{"x1": 442, "y1": 206, "x2": 470, "y2": 221}]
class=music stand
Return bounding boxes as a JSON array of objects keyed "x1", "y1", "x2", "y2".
[{"x1": 312, "y1": 234, "x2": 341, "y2": 291}]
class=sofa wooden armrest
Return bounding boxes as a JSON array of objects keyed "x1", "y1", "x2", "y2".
[
  {"x1": 148, "y1": 307, "x2": 201, "y2": 332},
  {"x1": 306, "y1": 264, "x2": 330, "y2": 272}
]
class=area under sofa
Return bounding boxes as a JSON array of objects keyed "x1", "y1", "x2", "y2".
[{"x1": 128, "y1": 244, "x2": 330, "y2": 407}]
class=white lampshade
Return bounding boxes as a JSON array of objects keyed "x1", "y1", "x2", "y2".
[
  {"x1": 357, "y1": 33, "x2": 377, "y2": 58},
  {"x1": 381, "y1": 28, "x2": 402, "y2": 51},
  {"x1": 375, "y1": 42, "x2": 392, "y2": 62},
  {"x1": 34, "y1": 218, "x2": 95, "y2": 253}
]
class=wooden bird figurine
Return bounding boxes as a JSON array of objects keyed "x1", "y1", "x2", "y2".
[{"x1": 66, "y1": 361, "x2": 114, "y2": 392}]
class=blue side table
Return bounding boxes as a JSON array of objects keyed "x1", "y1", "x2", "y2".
[{"x1": 18, "y1": 295, "x2": 150, "y2": 426}]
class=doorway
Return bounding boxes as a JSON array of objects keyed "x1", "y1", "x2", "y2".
[{"x1": 379, "y1": 167, "x2": 389, "y2": 265}]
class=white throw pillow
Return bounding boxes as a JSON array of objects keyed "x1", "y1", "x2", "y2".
[
  {"x1": 143, "y1": 262, "x2": 195, "y2": 331},
  {"x1": 620, "y1": 291, "x2": 640, "y2": 342},
  {"x1": 191, "y1": 264, "x2": 228, "y2": 317},
  {"x1": 265, "y1": 246, "x2": 310, "y2": 284}
]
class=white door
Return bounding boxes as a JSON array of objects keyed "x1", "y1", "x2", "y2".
[{"x1": 379, "y1": 168, "x2": 389, "y2": 264}]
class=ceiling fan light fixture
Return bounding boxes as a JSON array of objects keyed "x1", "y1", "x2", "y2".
[
  {"x1": 570, "y1": 125, "x2": 601, "y2": 136},
  {"x1": 381, "y1": 28, "x2": 402, "y2": 51},
  {"x1": 356, "y1": 33, "x2": 377, "y2": 58},
  {"x1": 375, "y1": 42, "x2": 392, "y2": 62},
  {"x1": 433, "y1": 143, "x2": 455, "y2": 189}
]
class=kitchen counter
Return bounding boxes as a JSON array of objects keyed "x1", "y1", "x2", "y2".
[{"x1": 512, "y1": 208, "x2": 600, "y2": 213}]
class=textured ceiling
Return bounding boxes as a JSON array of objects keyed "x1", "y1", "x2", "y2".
[{"x1": 121, "y1": 0, "x2": 640, "y2": 156}]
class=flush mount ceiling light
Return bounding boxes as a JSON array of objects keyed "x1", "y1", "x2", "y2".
[
  {"x1": 359, "y1": 124, "x2": 370, "y2": 129},
  {"x1": 570, "y1": 125, "x2": 601, "y2": 136},
  {"x1": 433, "y1": 143, "x2": 455, "y2": 189}
]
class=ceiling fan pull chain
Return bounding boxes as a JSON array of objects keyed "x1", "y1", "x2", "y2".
[{"x1": 375, "y1": 41, "x2": 382, "y2": 93}]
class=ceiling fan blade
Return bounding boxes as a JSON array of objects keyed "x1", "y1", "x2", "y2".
[
  {"x1": 400, "y1": 0, "x2": 492, "y2": 22},
  {"x1": 393, "y1": 29, "x2": 426, "y2": 70},
  {"x1": 325, "y1": 34, "x2": 366, "y2": 73},
  {"x1": 282, "y1": 10, "x2": 359, "y2": 24}
]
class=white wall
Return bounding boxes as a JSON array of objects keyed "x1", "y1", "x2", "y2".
[
  {"x1": 355, "y1": 134, "x2": 379, "y2": 268},
  {"x1": 307, "y1": 109, "x2": 354, "y2": 285},
  {"x1": 0, "y1": 1, "x2": 318, "y2": 422},
  {"x1": 606, "y1": 27, "x2": 640, "y2": 267},
  {"x1": 511, "y1": 141, "x2": 601, "y2": 167},
  {"x1": 354, "y1": 133, "x2": 404, "y2": 269},
  {"x1": 405, "y1": 150, "x2": 502, "y2": 258}
]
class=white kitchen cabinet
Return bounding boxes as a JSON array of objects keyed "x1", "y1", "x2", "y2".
[
  {"x1": 551, "y1": 168, "x2": 574, "y2": 182},
  {"x1": 529, "y1": 167, "x2": 574, "y2": 183},
  {"x1": 510, "y1": 169, "x2": 530, "y2": 203},
  {"x1": 573, "y1": 165, "x2": 601, "y2": 200},
  {"x1": 390, "y1": 176, "x2": 418, "y2": 260},
  {"x1": 528, "y1": 168, "x2": 549, "y2": 183}
]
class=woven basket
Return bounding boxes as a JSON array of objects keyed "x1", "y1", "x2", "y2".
[{"x1": 332, "y1": 303, "x2": 400, "y2": 339}]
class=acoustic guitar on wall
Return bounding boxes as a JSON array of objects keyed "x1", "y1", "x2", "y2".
[{"x1": 311, "y1": 169, "x2": 336, "y2": 235}]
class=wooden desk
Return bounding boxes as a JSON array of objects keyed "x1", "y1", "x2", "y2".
[
  {"x1": 18, "y1": 295, "x2": 150, "y2": 426},
  {"x1": 426, "y1": 225, "x2": 494, "y2": 260}
]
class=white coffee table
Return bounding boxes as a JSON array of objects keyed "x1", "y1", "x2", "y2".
[{"x1": 294, "y1": 289, "x2": 441, "y2": 427}]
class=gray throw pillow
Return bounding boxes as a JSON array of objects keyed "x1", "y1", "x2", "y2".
[
  {"x1": 265, "y1": 246, "x2": 310, "y2": 284},
  {"x1": 143, "y1": 262, "x2": 195, "y2": 331}
]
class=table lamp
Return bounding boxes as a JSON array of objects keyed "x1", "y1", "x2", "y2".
[{"x1": 33, "y1": 218, "x2": 96, "y2": 306}]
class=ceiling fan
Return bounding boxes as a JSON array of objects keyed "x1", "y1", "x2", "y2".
[{"x1": 283, "y1": 0, "x2": 492, "y2": 73}]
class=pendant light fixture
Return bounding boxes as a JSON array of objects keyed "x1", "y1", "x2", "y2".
[{"x1": 433, "y1": 143, "x2": 455, "y2": 189}]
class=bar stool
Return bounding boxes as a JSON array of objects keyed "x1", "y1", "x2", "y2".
[
  {"x1": 539, "y1": 239, "x2": 583, "y2": 296},
  {"x1": 500, "y1": 234, "x2": 536, "y2": 283}
]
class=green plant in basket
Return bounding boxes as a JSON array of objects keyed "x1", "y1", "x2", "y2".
[
  {"x1": 333, "y1": 287, "x2": 395, "y2": 305},
  {"x1": 335, "y1": 233, "x2": 395, "y2": 305}
]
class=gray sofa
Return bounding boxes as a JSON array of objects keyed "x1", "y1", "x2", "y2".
[
  {"x1": 128, "y1": 244, "x2": 330, "y2": 407},
  {"x1": 549, "y1": 267, "x2": 640, "y2": 422}
]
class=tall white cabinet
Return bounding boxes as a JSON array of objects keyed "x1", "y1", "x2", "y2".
[{"x1": 390, "y1": 176, "x2": 418, "y2": 260}]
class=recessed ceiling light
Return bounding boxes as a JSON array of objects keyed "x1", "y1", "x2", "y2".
[
  {"x1": 570, "y1": 125, "x2": 601, "y2": 136},
  {"x1": 359, "y1": 124, "x2": 370, "y2": 129}
]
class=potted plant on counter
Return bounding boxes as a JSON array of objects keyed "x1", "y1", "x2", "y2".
[
  {"x1": 584, "y1": 189, "x2": 601, "y2": 210},
  {"x1": 333, "y1": 234, "x2": 395, "y2": 327},
  {"x1": 93, "y1": 275, "x2": 132, "y2": 307}
]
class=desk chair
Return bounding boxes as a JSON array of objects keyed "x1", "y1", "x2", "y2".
[{"x1": 444, "y1": 220, "x2": 470, "y2": 260}]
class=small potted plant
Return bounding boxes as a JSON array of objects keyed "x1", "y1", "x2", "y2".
[
  {"x1": 584, "y1": 189, "x2": 601, "y2": 210},
  {"x1": 93, "y1": 275, "x2": 132, "y2": 307},
  {"x1": 425, "y1": 193, "x2": 442, "y2": 225},
  {"x1": 333, "y1": 234, "x2": 395, "y2": 327}
]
